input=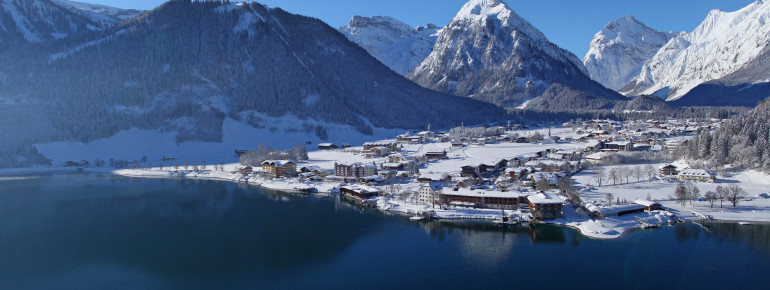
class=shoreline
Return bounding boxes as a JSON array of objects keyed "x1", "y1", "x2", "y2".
[{"x1": 2, "y1": 167, "x2": 766, "y2": 239}]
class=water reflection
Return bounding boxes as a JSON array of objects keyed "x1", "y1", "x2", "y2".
[{"x1": 0, "y1": 175, "x2": 386, "y2": 288}]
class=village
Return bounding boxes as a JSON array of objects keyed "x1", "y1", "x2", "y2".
[{"x1": 114, "y1": 118, "x2": 770, "y2": 239}]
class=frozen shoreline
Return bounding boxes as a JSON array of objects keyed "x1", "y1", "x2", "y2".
[{"x1": 2, "y1": 166, "x2": 765, "y2": 240}]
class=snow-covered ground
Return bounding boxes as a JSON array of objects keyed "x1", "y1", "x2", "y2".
[
  {"x1": 572, "y1": 165, "x2": 770, "y2": 223},
  {"x1": 35, "y1": 116, "x2": 404, "y2": 166}
]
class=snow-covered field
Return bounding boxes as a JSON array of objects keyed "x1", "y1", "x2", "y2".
[
  {"x1": 35, "y1": 116, "x2": 404, "y2": 166},
  {"x1": 572, "y1": 166, "x2": 770, "y2": 224}
]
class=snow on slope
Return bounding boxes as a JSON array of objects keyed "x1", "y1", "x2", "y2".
[
  {"x1": 52, "y1": 0, "x2": 142, "y2": 28},
  {"x1": 621, "y1": 0, "x2": 770, "y2": 100},
  {"x1": 35, "y1": 116, "x2": 404, "y2": 166},
  {"x1": 339, "y1": 15, "x2": 440, "y2": 76},
  {"x1": 583, "y1": 16, "x2": 676, "y2": 91}
]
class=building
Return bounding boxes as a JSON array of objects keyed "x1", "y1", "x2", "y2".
[
  {"x1": 340, "y1": 185, "x2": 382, "y2": 206},
  {"x1": 527, "y1": 192, "x2": 564, "y2": 219},
  {"x1": 659, "y1": 164, "x2": 678, "y2": 176},
  {"x1": 261, "y1": 160, "x2": 297, "y2": 178},
  {"x1": 439, "y1": 188, "x2": 527, "y2": 210},
  {"x1": 363, "y1": 141, "x2": 398, "y2": 152},
  {"x1": 633, "y1": 199, "x2": 662, "y2": 211},
  {"x1": 587, "y1": 204, "x2": 645, "y2": 218},
  {"x1": 317, "y1": 143, "x2": 339, "y2": 150},
  {"x1": 424, "y1": 151, "x2": 448, "y2": 160},
  {"x1": 678, "y1": 169, "x2": 716, "y2": 183},
  {"x1": 335, "y1": 162, "x2": 377, "y2": 178},
  {"x1": 238, "y1": 166, "x2": 253, "y2": 175},
  {"x1": 418, "y1": 182, "x2": 444, "y2": 207}
]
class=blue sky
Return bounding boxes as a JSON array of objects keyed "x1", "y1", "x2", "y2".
[{"x1": 88, "y1": 0, "x2": 754, "y2": 57}]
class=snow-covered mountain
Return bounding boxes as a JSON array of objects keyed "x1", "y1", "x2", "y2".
[
  {"x1": 408, "y1": 0, "x2": 623, "y2": 110},
  {"x1": 583, "y1": 16, "x2": 676, "y2": 91},
  {"x1": 0, "y1": 0, "x2": 506, "y2": 167},
  {"x1": 338, "y1": 16, "x2": 440, "y2": 76},
  {"x1": 52, "y1": 0, "x2": 142, "y2": 28},
  {"x1": 0, "y1": 0, "x2": 100, "y2": 51},
  {"x1": 621, "y1": 0, "x2": 770, "y2": 101}
]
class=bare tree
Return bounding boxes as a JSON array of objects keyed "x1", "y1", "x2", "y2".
[
  {"x1": 620, "y1": 167, "x2": 632, "y2": 184},
  {"x1": 675, "y1": 182, "x2": 689, "y2": 208},
  {"x1": 726, "y1": 184, "x2": 747, "y2": 208},
  {"x1": 184, "y1": 161, "x2": 189, "y2": 170},
  {"x1": 201, "y1": 160, "x2": 207, "y2": 171},
  {"x1": 174, "y1": 162, "x2": 179, "y2": 171},
  {"x1": 687, "y1": 184, "x2": 700, "y2": 206},
  {"x1": 159, "y1": 163, "x2": 163, "y2": 171},
  {"x1": 605, "y1": 193, "x2": 614, "y2": 205},
  {"x1": 715, "y1": 185, "x2": 728, "y2": 208},
  {"x1": 593, "y1": 167, "x2": 606, "y2": 187},
  {"x1": 193, "y1": 162, "x2": 198, "y2": 172},
  {"x1": 632, "y1": 165, "x2": 643, "y2": 182},
  {"x1": 147, "y1": 162, "x2": 152, "y2": 170},
  {"x1": 704, "y1": 191, "x2": 717, "y2": 208},
  {"x1": 644, "y1": 164, "x2": 656, "y2": 182},
  {"x1": 608, "y1": 167, "x2": 619, "y2": 186}
]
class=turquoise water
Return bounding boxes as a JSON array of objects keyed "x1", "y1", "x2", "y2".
[{"x1": 0, "y1": 173, "x2": 768, "y2": 289}]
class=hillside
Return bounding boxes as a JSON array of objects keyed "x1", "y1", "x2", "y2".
[{"x1": 0, "y1": 0, "x2": 506, "y2": 167}]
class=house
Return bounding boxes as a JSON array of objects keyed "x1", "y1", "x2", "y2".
[
  {"x1": 424, "y1": 151, "x2": 448, "y2": 160},
  {"x1": 678, "y1": 169, "x2": 716, "y2": 183},
  {"x1": 363, "y1": 141, "x2": 398, "y2": 152},
  {"x1": 261, "y1": 160, "x2": 297, "y2": 178},
  {"x1": 317, "y1": 143, "x2": 338, "y2": 150},
  {"x1": 417, "y1": 173, "x2": 451, "y2": 184},
  {"x1": 633, "y1": 199, "x2": 662, "y2": 211},
  {"x1": 659, "y1": 164, "x2": 678, "y2": 176},
  {"x1": 418, "y1": 182, "x2": 444, "y2": 207},
  {"x1": 359, "y1": 175, "x2": 386, "y2": 185},
  {"x1": 528, "y1": 172, "x2": 561, "y2": 189},
  {"x1": 584, "y1": 152, "x2": 609, "y2": 164},
  {"x1": 238, "y1": 166, "x2": 253, "y2": 175},
  {"x1": 527, "y1": 192, "x2": 564, "y2": 219},
  {"x1": 460, "y1": 164, "x2": 489, "y2": 177},
  {"x1": 439, "y1": 188, "x2": 527, "y2": 210}
]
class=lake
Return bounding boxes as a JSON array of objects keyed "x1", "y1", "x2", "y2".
[{"x1": 1, "y1": 173, "x2": 768, "y2": 289}]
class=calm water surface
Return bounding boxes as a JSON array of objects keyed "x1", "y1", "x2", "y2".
[{"x1": 0, "y1": 173, "x2": 768, "y2": 289}]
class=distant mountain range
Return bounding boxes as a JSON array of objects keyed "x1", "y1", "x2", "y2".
[{"x1": 586, "y1": 0, "x2": 770, "y2": 106}]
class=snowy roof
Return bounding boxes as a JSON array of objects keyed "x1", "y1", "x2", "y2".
[
  {"x1": 527, "y1": 192, "x2": 563, "y2": 204},
  {"x1": 421, "y1": 182, "x2": 445, "y2": 192},
  {"x1": 679, "y1": 169, "x2": 715, "y2": 177},
  {"x1": 632, "y1": 199, "x2": 660, "y2": 207},
  {"x1": 594, "y1": 204, "x2": 646, "y2": 216},
  {"x1": 441, "y1": 188, "x2": 527, "y2": 199},
  {"x1": 418, "y1": 173, "x2": 445, "y2": 181},
  {"x1": 659, "y1": 164, "x2": 677, "y2": 169},
  {"x1": 341, "y1": 185, "x2": 382, "y2": 194},
  {"x1": 585, "y1": 152, "x2": 608, "y2": 160},
  {"x1": 262, "y1": 160, "x2": 294, "y2": 166},
  {"x1": 318, "y1": 143, "x2": 336, "y2": 147}
]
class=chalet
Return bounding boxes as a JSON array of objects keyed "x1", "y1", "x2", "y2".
[
  {"x1": 359, "y1": 175, "x2": 386, "y2": 185},
  {"x1": 238, "y1": 166, "x2": 253, "y2": 175},
  {"x1": 418, "y1": 182, "x2": 444, "y2": 206},
  {"x1": 425, "y1": 151, "x2": 448, "y2": 160},
  {"x1": 678, "y1": 169, "x2": 716, "y2": 183},
  {"x1": 482, "y1": 158, "x2": 508, "y2": 171},
  {"x1": 527, "y1": 192, "x2": 564, "y2": 219},
  {"x1": 417, "y1": 173, "x2": 451, "y2": 184},
  {"x1": 261, "y1": 160, "x2": 297, "y2": 178},
  {"x1": 341, "y1": 143, "x2": 352, "y2": 149},
  {"x1": 633, "y1": 199, "x2": 662, "y2": 211},
  {"x1": 528, "y1": 172, "x2": 561, "y2": 189},
  {"x1": 369, "y1": 146, "x2": 391, "y2": 157},
  {"x1": 659, "y1": 164, "x2": 678, "y2": 176},
  {"x1": 515, "y1": 137, "x2": 529, "y2": 143},
  {"x1": 363, "y1": 141, "x2": 398, "y2": 152},
  {"x1": 460, "y1": 164, "x2": 489, "y2": 178},
  {"x1": 504, "y1": 167, "x2": 529, "y2": 181},
  {"x1": 317, "y1": 143, "x2": 339, "y2": 150},
  {"x1": 440, "y1": 188, "x2": 528, "y2": 210}
]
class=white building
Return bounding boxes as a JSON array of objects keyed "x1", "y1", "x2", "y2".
[{"x1": 419, "y1": 182, "x2": 444, "y2": 206}]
